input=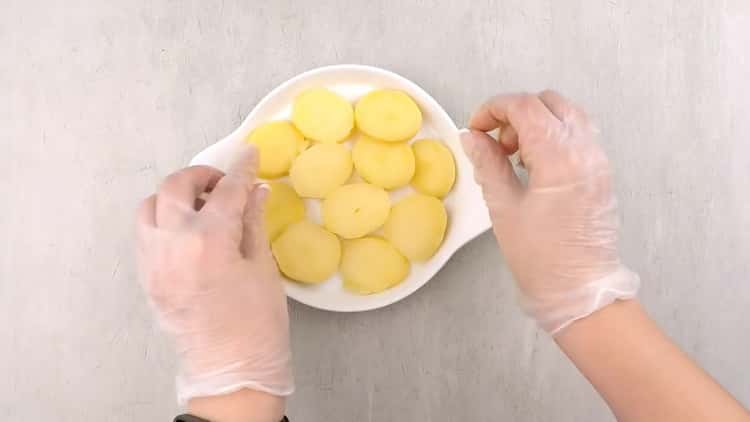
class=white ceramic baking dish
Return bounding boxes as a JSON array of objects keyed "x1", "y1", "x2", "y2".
[{"x1": 191, "y1": 64, "x2": 491, "y2": 312}]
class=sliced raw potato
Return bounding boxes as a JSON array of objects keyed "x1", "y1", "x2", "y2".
[
  {"x1": 340, "y1": 237, "x2": 410, "y2": 294},
  {"x1": 271, "y1": 221, "x2": 340, "y2": 284},
  {"x1": 383, "y1": 194, "x2": 447, "y2": 261},
  {"x1": 322, "y1": 183, "x2": 390, "y2": 239},
  {"x1": 292, "y1": 88, "x2": 353, "y2": 143},
  {"x1": 289, "y1": 143, "x2": 353, "y2": 198},
  {"x1": 246, "y1": 121, "x2": 309, "y2": 179},
  {"x1": 411, "y1": 139, "x2": 456, "y2": 197},
  {"x1": 352, "y1": 135, "x2": 415, "y2": 190},
  {"x1": 354, "y1": 89, "x2": 422, "y2": 142},
  {"x1": 263, "y1": 182, "x2": 305, "y2": 241}
]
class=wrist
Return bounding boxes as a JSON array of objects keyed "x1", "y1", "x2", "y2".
[
  {"x1": 554, "y1": 298, "x2": 644, "y2": 346},
  {"x1": 188, "y1": 389, "x2": 285, "y2": 422}
]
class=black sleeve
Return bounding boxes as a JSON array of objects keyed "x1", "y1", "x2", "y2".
[{"x1": 174, "y1": 415, "x2": 289, "y2": 422}]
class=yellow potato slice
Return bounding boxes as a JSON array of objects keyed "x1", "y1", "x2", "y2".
[
  {"x1": 271, "y1": 221, "x2": 340, "y2": 284},
  {"x1": 340, "y1": 237, "x2": 410, "y2": 294},
  {"x1": 322, "y1": 183, "x2": 390, "y2": 239},
  {"x1": 383, "y1": 194, "x2": 447, "y2": 261},
  {"x1": 292, "y1": 88, "x2": 354, "y2": 143},
  {"x1": 246, "y1": 121, "x2": 309, "y2": 179},
  {"x1": 352, "y1": 135, "x2": 415, "y2": 190},
  {"x1": 289, "y1": 143, "x2": 353, "y2": 198},
  {"x1": 354, "y1": 89, "x2": 422, "y2": 142},
  {"x1": 263, "y1": 182, "x2": 306, "y2": 241},
  {"x1": 411, "y1": 139, "x2": 456, "y2": 197}
]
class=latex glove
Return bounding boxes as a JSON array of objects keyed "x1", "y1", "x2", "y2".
[
  {"x1": 461, "y1": 91, "x2": 640, "y2": 334},
  {"x1": 136, "y1": 145, "x2": 293, "y2": 404}
]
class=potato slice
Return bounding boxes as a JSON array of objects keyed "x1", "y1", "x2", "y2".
[
  {"x1": 340, "y1": 237, "x2": 409, "y2": 294},
  {"x1": 354, "y1": 89, "x2": 422, "y2": 142},
  {"x1": 322, "y1": 183, "x2": 390, "y2": 239},
  {"x1": 383, "y1": 194, "x2": 447, "y2": 261},
  {"x1": 411, "y1": 139, "x2": 456, "y2": 197},
  {"x1": 290, "y1": 143, "x2": 353, "y2": 198},
  {"x1": 271, "y1": 221, "x2": 340, "y2": 284},
  {"x1": 263, "y1": 182, "x2": 306, "y2": 241},
  {"x1": 292, "y1": 88, "x2": 354, "y2": 143},
  {"x1": 246, "y1": 121, "x2": 309, "y2": 179},
  {"x1": 352, "y1": 135, "x2": 415, "y2": 190}
]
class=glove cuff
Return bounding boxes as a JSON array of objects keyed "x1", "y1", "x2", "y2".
[
  {"x1": 522, "y1": 266, "x2": 641, "y2": 335},
  {"x1": 176, "y1": 359, "x2": 294, "y2": 405}
]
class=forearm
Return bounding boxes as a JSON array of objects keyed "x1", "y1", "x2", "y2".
[
  {"x1": 556, "y1": 300, "x2": 750, "y2": 422},
  {"x1": 188, "y1": 389, "x2": 286, "y2": 422}
]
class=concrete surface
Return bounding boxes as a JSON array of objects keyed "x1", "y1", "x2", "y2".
[{"x1": 2, "y1": 1, "x2": 749, "y2": 421}]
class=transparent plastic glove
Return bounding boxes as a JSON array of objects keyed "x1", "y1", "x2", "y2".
[
  {"x1": 461, "y1": 91, "x2": 640, "y2": 334},
  {"x1": 136, "y1": 145, "x2": 293, "y2": 404}
]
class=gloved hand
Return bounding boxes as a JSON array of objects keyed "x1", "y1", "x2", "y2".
[
  {"x1": 460, "y1": 91, "x2": 640, "y2": 334},
  {"x1": 136, "y1": 145, "x2": 293, "y2": 404}
]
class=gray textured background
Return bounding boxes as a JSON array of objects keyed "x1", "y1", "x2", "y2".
[{"x1": 2, "y1": 1, "x2": 749, "y2": 421}]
